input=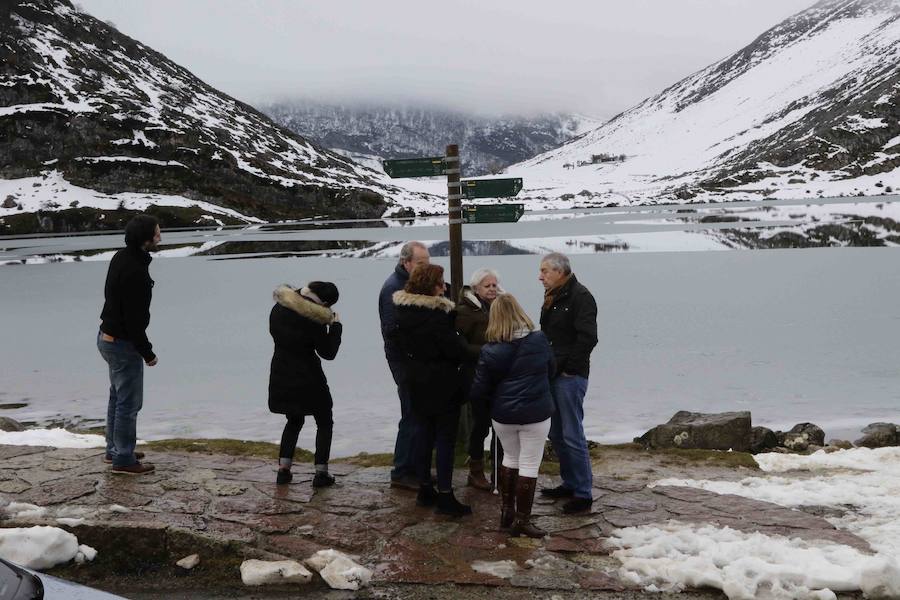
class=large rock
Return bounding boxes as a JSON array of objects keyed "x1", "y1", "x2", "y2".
[
  {"x1": 789, "y1": 423, "x2": 826, "y2": 447},
  {"x1": 0, "y1": 418, "x2": 25, "y2": 432},
  {"x1": 635, "y1": 411, "x2": 751, "y2": 452},
  {"x1": 749, "y1": 426, "x2": 778, "y2": 454},
  {"x1": 855, "y1": 423, "x2": 900, "y2": 448}
]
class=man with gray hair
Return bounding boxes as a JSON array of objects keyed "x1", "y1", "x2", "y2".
[
  {"x1": 538, "y1": 252, "x2": 598, "y2": 513},
  {"x1": 379, "y1": 241, "x2": 431, "y2": 488}
]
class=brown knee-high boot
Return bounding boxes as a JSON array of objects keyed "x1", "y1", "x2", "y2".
[
  {"x1": 467, "y1": 458, "x2": 491, "y2": 491},
  {"x1": 498, "y1": 466, "x2": 518, "y2": 529},
  {"x1": 511, "y1": 476, "x2": 547, "y2": 538}
]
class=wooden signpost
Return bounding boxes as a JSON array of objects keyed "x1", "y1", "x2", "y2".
[{"x1": 383, "y1": 148, "x2": 523, "y2": 301}]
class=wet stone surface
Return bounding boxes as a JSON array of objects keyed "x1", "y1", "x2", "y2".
[{"x1": 0, "y1": 444, "x2": 874, "y2": 592}]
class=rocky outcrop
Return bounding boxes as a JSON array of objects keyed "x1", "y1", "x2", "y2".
[
  {"x1": 1, "y1": 0, "x2": 435, "y2": 233},
  {"x1": 0, "y1": 417, "x2": 25, "y2": 432},
  {"x1": 855, "y1": 423, "x2": 900, "y2": 448},
  {"x1": 635, "y1": 411, "x2": 751, "y2": 452},
  {"x1": 749, "y1": 426, "x2": 778, "y2": 454}
]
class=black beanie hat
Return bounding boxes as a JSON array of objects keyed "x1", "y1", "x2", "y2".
[
  {"x1": 307, "y1": 281, "x2": 339, "y2": 307},
  {"x1": 124, "y1": 214, "x2": 160, "y2": 248}
]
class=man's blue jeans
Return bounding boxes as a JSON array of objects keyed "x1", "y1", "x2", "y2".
[
  {"x1": 548, "y1": 374, "x2": 593, "y2": 499},
  {"x1": 388, "y1": 360, "x2": 417, "y2": 480},
  {"x1": 97, "y1": 332, "x2": 144, "y2": 467}
]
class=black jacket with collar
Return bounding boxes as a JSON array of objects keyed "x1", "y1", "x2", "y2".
[
  {"x1": 268, "y1": 285, "x2": 342, "y2": 416},
  {"x1": 99, "y1": 245, "x2": 156, "y2": 362},
  {"x1": 539, "y1": 274, "x2": 598, "y2": 378},
  {"x1": 393, "y1": 290, "x2": 468, "y2": 417}
]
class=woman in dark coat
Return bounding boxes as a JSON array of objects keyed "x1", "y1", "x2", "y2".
[
  {"x1": 393, "y1": 264, "x2": 471, "y2": 516},
  {"x1": 470, "y1": 293, "x2": 555, "y2": 537},
  {"x1": 456, "y1": 268, "x2": 500, "y2": 490},
  {"x1": 268, "y1": 281, "x2": 342, "y2": 487}
]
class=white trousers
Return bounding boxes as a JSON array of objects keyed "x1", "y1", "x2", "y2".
[{"x1": 492, "y1": 418, "x2": 551, "y2": 478}]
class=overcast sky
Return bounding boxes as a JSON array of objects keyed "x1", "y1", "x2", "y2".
[{"x1": 77, "y1": 0, "x2": 816, "y2": 118}]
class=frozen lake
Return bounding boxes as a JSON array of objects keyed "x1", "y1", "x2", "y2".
[{"x1": 1, "y1": 201, "x2": 899, "y2": 456}]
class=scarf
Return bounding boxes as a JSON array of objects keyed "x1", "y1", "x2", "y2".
[{"x1": 542, "y1": 273, "x2": 571, "y2": 310}]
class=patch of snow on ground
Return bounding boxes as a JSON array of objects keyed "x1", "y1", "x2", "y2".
[
  {"x1": 471, "y1": 560, "x2": 519, "y2": 579},
  {"x1": 625, "y1": 448, "x2": 900, "y2": 598},
  {"x1": 608, "y1": 522, "x2": 900, "y2": 600},
  {"x1": 0, "y1": 428, "x2": 106, "y2": 448},
  {"x1": 0, "y1": 526, "x2": 95, "y2": 570},
  {"x1": 305, "y1": 549, "x2": 372, "y2": 590},
  {"x1": 239, "y1": 559, "x2": 312, "y2": 585}
]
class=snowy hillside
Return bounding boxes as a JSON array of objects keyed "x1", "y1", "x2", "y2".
[
  {"x1": 0, "y1": 0, "x2": 438, "y2": 234},
  {"x1": 507, "y1": 0, "x2": 900, "y2": 207},
  {"x1": 262, "y1": 101, "x2": 602, "y2": 177}
]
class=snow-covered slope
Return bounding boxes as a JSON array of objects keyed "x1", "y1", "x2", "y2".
[
  {"x1": 262, "y1": 100, "x2": 603, "y2": 177},
  {"x1": 508, "y1": 0, "x2": 900, "y2": 207},
  {"x1": 0, "y1": 0, "x2": 438, "y2": 234}
]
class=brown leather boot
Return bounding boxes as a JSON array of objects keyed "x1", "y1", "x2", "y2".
[
  {"x1": 510, "y1": 476, "x2": 547, "y2": 538},
  {"x1": 467, "y1": 458, "x2": 491, "y2": 491},
  {"x1": 498, "y1": 466, "x2": 518, "y2": 529}
]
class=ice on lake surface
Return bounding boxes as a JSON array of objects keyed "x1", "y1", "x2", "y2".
[{"x1": 1, "y1": 199, "x2": 899, "y2": 456}]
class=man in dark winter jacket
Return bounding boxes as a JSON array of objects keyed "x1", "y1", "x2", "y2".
[
  {"x1": 378, "y1": 241, "x2": 430, "y2": 488},
  {"x1": 538, "y1": 252, "x2": 598, "y2": 513},
  {"x1": 97, "y1": 214, "x2": 161, "y2": 475}
]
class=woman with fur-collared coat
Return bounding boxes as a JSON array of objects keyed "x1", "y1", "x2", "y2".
[
  {"x1": 393, "y1": 264, "x2": 471, "y2": 516},
  {"x1": 268, "y1": 281, "x2": 342, "y2": 488}
]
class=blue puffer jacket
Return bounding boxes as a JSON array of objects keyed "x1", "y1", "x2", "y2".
[{"x1": 469, "y1": 331, "x2": 556, "y2": 425}]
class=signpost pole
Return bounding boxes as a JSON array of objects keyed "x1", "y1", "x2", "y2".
[{"x1": 445, "y1": 144, "x2": 463, "y2": 302}]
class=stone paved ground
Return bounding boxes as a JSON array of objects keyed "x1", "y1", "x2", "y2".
[{"x1": 0, "y1": 444, "x2": 871, "y2": 597}]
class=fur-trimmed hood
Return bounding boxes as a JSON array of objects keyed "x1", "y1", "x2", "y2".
[
  {"x1": 458, "y1": 286, "x2": 483, "y2": 311},
  {"x1": 273, "y1": 285, "x2": 334, "y2": 324},
  {"x1": 392, "y1": 290, "x2": 455, "y2": 313}
]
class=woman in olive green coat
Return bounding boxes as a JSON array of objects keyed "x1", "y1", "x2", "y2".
[{"x1": 456, "y1": 268, "x2": 501, "y2": 490}]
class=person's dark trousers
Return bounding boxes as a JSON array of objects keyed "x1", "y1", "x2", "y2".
[
  {"x1": 279, "y1": 408, "x2": 334, "y2": 465},
  {"x1": 388, "y1": 360, "x2": 417, "y2": 480},
  {"x1": 97, "y1": 331, "x2": 144, "y2": 468},
  {"x1": 467, "y1": 396, "x2": 491, "y2": 460},
  {"x1": 548, "y1": 374, "x2": 593, "y2": 499},
  {"x1": 414, "y1": 407, "x2": 461, "y2": 491}
]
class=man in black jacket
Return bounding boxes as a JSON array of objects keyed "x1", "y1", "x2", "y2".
[
  {"x1": 538, "y1": 252, "x2": 598, "y2": 513},
  {"x1": 97, "y1": 215, "x2": 160, "y2": 475},
  {"x1": 378, "y1": 241, "x2": 430, "y2": 488}
]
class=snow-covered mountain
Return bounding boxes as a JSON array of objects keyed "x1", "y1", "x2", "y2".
[
  {"x1": 507, "y1": 0, "x2": 900, "y2": 207},
  {"x1": 262, "y1": 101, "x2": 602, "y2": 177},
  {"x1": 0, "y1": 0, "x2": 436, "y2": 234}
]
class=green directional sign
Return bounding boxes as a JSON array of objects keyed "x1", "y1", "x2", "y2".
[
  {"x1": 382, "y1": 156, "x2": 446, "y2": 178},
  {"x1": 461, "y1": 177, "x2": 523, "y2": 199},
  {"x1": 462, "y1": 203, "x2": 525, "y2": 224}
]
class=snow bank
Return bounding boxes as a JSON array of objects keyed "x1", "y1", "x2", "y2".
[
  {"x1": 2, "y1": 502, "x2": 48, "y2": 520},
  {"x1": 654, "y1": 448, "x2": 900, "y2": 557},
  {"x1": 625, "y1": 448, "x2": 900, "y2": 598},
  {"x1": 0, "y1": 428, "x2": 106, "y2": 448},
  {"x1": 239, "y1": 559, "x2": 312, "y2": 585},
  {"x1": 305, "y1": 549, "x2": 372, "y2": 590},
  {"x1": 471, "y1": 559, "x2": 519, "y2": 579},
  {"x1": 0, "y1": 526, "x2": 96, "y2": 570},
  {"x1": 608, "y1": 522, "x2": 899, "y2": 600}
]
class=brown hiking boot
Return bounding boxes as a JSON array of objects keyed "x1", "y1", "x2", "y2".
[
  {"x1": 510, "y1": 476, "x2": 547, "y2": 538},
  {"x1": 498, "y1": 466, "x2": 518, "y2": 530},
  {"x1": 467, "y1": 458, "x2": 491, "y2": 491},
  {"x1": 111, "y1": 462, "x2": 155, "y2": 476}
]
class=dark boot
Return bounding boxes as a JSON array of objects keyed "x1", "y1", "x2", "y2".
[
  {"x1": 416, "y1": 484, "x2": 438, "y2": 507},
  {"x1": 435, "y1": 490, "x2": 472, "y2": 516},
  {"x1": 498, "y1": 466, "x2": 518, "y2": 529},
  {"x1": 275, "y1": 469, "x2": 292, "y2": 485},
  {"x1": 510, "y1": 476, "x2": 546, "y2": 538},
  {"x1": 467, "y1": 458, "x2": 491, "y2": 491}
]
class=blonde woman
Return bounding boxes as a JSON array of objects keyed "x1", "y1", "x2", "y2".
[{"x1": 469, "y1": 294, "x2": 555, "y2": 537}]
